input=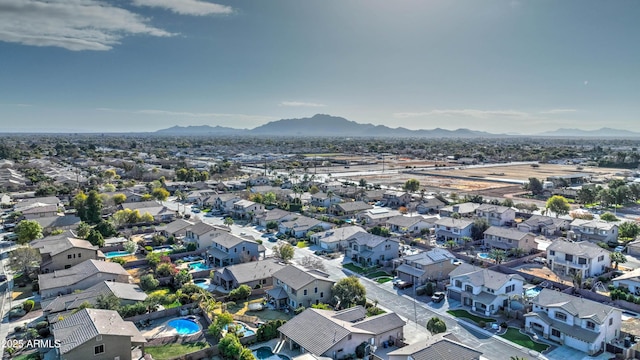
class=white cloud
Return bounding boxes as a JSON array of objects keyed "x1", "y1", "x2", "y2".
[
  {"x1": 132, "y1": 0, "x2": 233, "y2": 16},
  {"x1": 0, "y1": 0, "x2": 173, "y2": 51},
  {"x1": 393, "y1": 109, "x2": 529, "y2": 119},
  {"x1": 279, "y1": 101, "x2": 327, "y2": 108},
  {"x1": 539, "y1": 109, "x2": 577, "y2": 115}
]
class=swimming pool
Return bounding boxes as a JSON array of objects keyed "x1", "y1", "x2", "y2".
[
  {"x1": 167, "y1": 318, "x2": 201, "y2": 335},
  {"x1": 153, "y1": 245, "x2": 174, "y2": 253},
  {"x1": 188, "y1": 262, "x2": 210, "y2": 271},
  {"x1": 193, "y1": 278, "x2": 209, "y2": 290},
  {"x1": 253, "y1": 346, "x2": 291, "y2": 360},
  {"x1": 525, "y1": 286, "x2": 543, "y2": 298},
  {"x1": 105, "y1": 250, "x2": 131, "y2": 259},
  {"x1": 224, "y1": 322, "x2": 255, "y2": 337},
  {"x1": 478, "y1": 252, "x2": 491, "y2": 259}
]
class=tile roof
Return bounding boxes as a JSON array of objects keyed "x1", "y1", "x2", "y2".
[
  {"x1": 52, "y1": 308, "x2": 145, "y2": 354},
  {"x1": 42, "y1": 281, "x2": 147, "y2": 314},
  {"x1": 313, "y1": 226, "x2": 366, "y2": 244},
  {"x1": 347, "y1": 232, "x2": 395, "y2": 248},
  {"x1": 403, "y1": 248, "x2": 456, "y2": 266},
  {"x1": 531, "y1": 288, "x2": 618, "y2": 325},
  {"x1": 547, "y1": 239, "x2": 609, "y2": 259},
  {"x1": 273, "y1": 265, "x2": 334, "y2": 290},
  {"x1": 217, "y1": 259, "x2": 285, "y2": 284},
  {"x1": 35, "y1": 237, "x2": 98, "y2": 256},
  {"x1": 335, "y1": 201, "x2": 372, "y2": 213},
  {"x1": 570, "y1": 219, "x2": 617, "y2": 231},
  {"x1": 386, "y1": 215, "x2": 423, "y2": 228},
  {"x1": 387, "y1": 337, "x2": 482, "y2": 360},
  {"x1": 448, "y1": 263, "x2": 523, "y2": 290},
  {"x1": 38, "y1": 259, "x2": 129, "y2": 291},
  {"x1": 476, "y1": 203, "x2": 512, "y2": 214},
  {"x1": 435, "y1": 217, "x2": 474, "y2": 229},
  {"x1": 483, "y1": 226, "x2": 532, "y2": 240}
]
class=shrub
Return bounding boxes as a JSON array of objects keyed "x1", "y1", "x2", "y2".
[
  {"x1": 256, "y1": 319, "x2": 287, "y2": 342},
  {"x1": 228, "y1": 285, "x2": 252, "y2": 301},
  {"x1": 38, "y1": 327, "x2": 51, "y2": 337},
  {"x1": 145, "y1": 246, "x2": 153, "y2": 252},
  {"x1": 111, "y1": 257, "x2": 127, "y2": 265},
  {"x1": 478, "y1": 320, "x2": 486, "y2": 329},
  {"x1": 186, "y1": 242, "x2": 198, "y2": 252},
  {"x1": 140, "y1": 274, "x2": 159, "y2": 291},
  {"x1": 23, "y1": 299, "x2": 35, "y2": 312},
  {"x1": 294, "y1": 306, "x2": 305, "y2": 315},
  {"x1": 35, "y1": 321, "x2": 49, "y2": 329}
]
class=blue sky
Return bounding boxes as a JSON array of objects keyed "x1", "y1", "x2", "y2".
[{"x1": 0, "y1": 0, "x2": 638, "y2": 134}]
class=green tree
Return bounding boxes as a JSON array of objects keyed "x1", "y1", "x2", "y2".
[
  {"x1": 404, "y1": 178, "x2": 420, "y2": 192},
  {"x1": 112, "y1": 193, "x2": 127, "y2": 205},
  {"x1": 489, "y1": 249, "x2": 507, "y2": 264},
  {"x1": 218, "y1": 333, "x2": 243, "y2": 359},
  {"x1": 229, "y1": 284, "x2": 252, "y2": 301},
  {"x1": 173, "y1": 269, "x2": 192, "y2": 288},
  {"x1": 146, "y1": 252, "x2": 162, "y2": 268},
  {"x1": 9, "y1": 246, "x2": 40, "y2": 275},
  {"x1": 471, "y1": 218, "x2": 490, "y2": 241},
  {"x1": 577, "y1": 186, "x2": 597, "y2": 205},
  {"x1": 263, "y1": 192, "x2": 276, "y2": 205},
  {"x1": 223, "y1": 217, "x2": 234, "y2": 226},
  {"x1": 526, "y1": 177, "x2": 543, "y2": 196},
  {"x1": 266, "y1": 221, "x2": 278, "y2": 231},
  {"x1": 96, "y1": 294, "x2": 121, "y2": 310},
  {"x1": 75, "y1": 221, "x2": 92, "y2": 239},
  {"x1": 15, "y1": 220, "x2": 43, "y2": 244},
  {"x1": 123, "y1": 240, "x2": 137, "y2": 254},
  {"x1": 273, "y1": 243, "x2": 295, "y2": 262},
  {"x1": 87, "y1": 229, "x2": 104, "y2": 247},
  {"x1": 611, "y1": 251, "x2": 627, "y2": 270},
  {"x1": 332, "y1": 276, "x2": 366, "y2": 308},
  {"x1": 619, "y1": 221, "x2": 640, "y2": 240},
  {"x1": 600, "y1": 212, "x2": 619, "y2": 222},
  {"x1": 208, "y1": 312, "x2": 234, "y2": 338},
  {"x1": 86, "y1": 190, "x2": 104, "y2": 224},
  {"x1": 95, "y1": 220, "x2": 117, "y2": 237},
  {"x1": 426, "y1": 316, "x2": 447, "y2": 334},
  {"x1": 72, "y1": 191, "x2": 88, "y2": 221},
  {"x1": 545, "y1": 195, "x2": 570, "y2": 217},
  {"x1": 139, "y1": 274, "x2": 159, "y2": 291},
  {"x1": 141, "y1": 212, "x2": 155, "y2": 223}
]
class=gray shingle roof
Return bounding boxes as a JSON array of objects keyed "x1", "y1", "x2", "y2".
[
  {"x1": 347, "y1": 232, "x2": 394, "y2": 248},
  {"x1": 217, "y1": 260, "x2": 285, "y2": 284},
  {"x1": 386, "y1": 215, "x2": 422, "y2": 228},
  {"x1": 547, "y1": 239, "x2": 608, "y2": 259},
  {"x1": 570, "y1": 219, "x2": 617, "y2": 231},
  {"x1": 403, "y1": 248, "x2": 456, "y2": 266},
  {"x1": 313, "y1": 226, "x2": 366, "y2": 244},
  {"x1": 448, "y1": 263, "x2": 523, "y2": 290},
  {"x1": 476, "y1": 203, "x2": 512, "y2": 214},
  {"x1": 336, "y1": 201, "x2": 372, "y2": 213},
  {"x1": 38, "y1": 259, "x2": 129, "y2": 291},
  {"x1": 213, "y1": 232, "x2": 257, "y2": 249},
  {"x1": 531, "y1": 288, "x2": 617, "y2": 325},
  {"x1": 435, "y1": 217, "x2": 474, "y2": 229},
  {"x1": 387, "y1": 337, "x2": 482, "y2": 360},
  {"x1": 35, "y1": 237, "x2": 97, "y2": 256},
  {"x1": 483, "y1": 226, "x2": 531, "y2": 240},
  {"x1": 52, "y1": 308, "x2": 145, "y2": 354},
  {"x1": 273, "y1": 265, "x2": 334, "y2": 290},
  {"x1": 42, "y1": 281, "x2": 147, "y2": 314},
  {"x1": 352, "y1": 312, "x2": 405, "y2": 334}
]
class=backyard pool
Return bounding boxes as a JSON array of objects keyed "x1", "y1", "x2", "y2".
[
  {"x1": 167, "y1": 318, "x2": 201, "y2": 335},
  {"x1": 153, "y1": 245, "x2": 174, "y2": 253},
  {"x1": 253, "y1": 346, "x2": 291, "y2": 360},
  {"x1": 105, "y1": 250, "x2": 132, "y2": 259},
  {"x1": 193, "y1": 278, "x2": 209, "y2": 290},
  {"x1": 478, "y1": 252, "x2": 491, "y2": 259},
  {"x1": 188, "y1": 262, "x2": 210, "y2": 271},
  {"x1": 525, "y1": 286, "x2": 543, "y2": 298},
  {"x1": 224, "y1": 322, "x2": 255, "y2": 337}
]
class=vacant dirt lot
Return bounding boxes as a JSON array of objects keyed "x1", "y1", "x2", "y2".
[{"x1": 423, "y1": 163, "x2": 621, "y2": 182}]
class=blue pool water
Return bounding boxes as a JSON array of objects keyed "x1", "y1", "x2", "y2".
[
  {"x1": 105, "y1": 250, "x2": 131, "y2": 259},
  {"x1": 478, "y1": 252, "x2": 490, "y2": 259},
  {"x1": 153, "y1": 245, "x2": 174, "y2": 253},
  {"x1": 168, "y1": 319, "x2": 201, "y2": 335},
  {"x1": 194, "y1": 279, "x2": 209, "y2": 289},
  {"x1": 525, "y1": 286, "x2": 543, "y2": 298},
  {"x1": 253, "y1": 347, "x2": 291, "y2": 360},
  {"x1": 188, "y1": 262, "x2": 210, "y2": 271},
  {"x1": 224, "y1": 322, "x2": 256, "y2": 337}
]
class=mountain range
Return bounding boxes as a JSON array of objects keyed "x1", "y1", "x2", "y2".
[{"x1": 155, "y1": 114, "x2": 640, "y2": 138}]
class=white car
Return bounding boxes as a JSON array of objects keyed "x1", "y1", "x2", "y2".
[{"x1": 614, "y1": 246, "x2": 625, "y2": 253}]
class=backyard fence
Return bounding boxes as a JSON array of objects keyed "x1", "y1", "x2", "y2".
[{"x1": 125, "y1": 303, "x2": 198, "y2": 323}]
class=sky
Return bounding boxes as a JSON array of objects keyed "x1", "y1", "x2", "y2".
[{"x1": 0, "y1": 0, "x2": 639, "y2": 134}]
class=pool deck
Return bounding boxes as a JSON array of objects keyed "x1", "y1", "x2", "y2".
[{"x1": 140, "y1": 316, "x2": 204, "y2": 339}]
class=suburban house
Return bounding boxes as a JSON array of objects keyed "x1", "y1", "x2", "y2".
[
  {"x1": 206, "y1": 232, "x2": 264, "y2": 267},
  {"x1": 310, "y1": 192, "x2": 342, "y2": 207},
  {"x1": 38, "y1": 259, "x2": 131, "y2": 299},
  {"x1": 568, "y1": 219, "x2": 619, "y2": 245},
  {"x1": 230, "y1": 199, "x2": 265, "y2": 220},
  {"x1": 395, "y1": 248, "x2": 458, "y2": 285},
  {"x1": 356, "y1": 208, "x2": 402, "y2": 226},
  {"x1": 447, "y1": 263, "x2": 524, "y2": 316},
  {"x1": 434, "y1": 218, "x2": 474, "y2": 244},
  {"x1": 267, "y1": 265, "x2": 335, "y2": 309},
  {"x1": 330, "y1": 201, "x2": 373, "y2": 218},
  {"x1": 33, "y1": 236, "x2": 105, "y2": 273},
  {"x1": 157, "y1": 218, "x2": 195, "y2": 240},
  {"x1": 482, "y1": 226, "x2": 537, "y2": 253},
  {"x1": 278, "y1": 216, "x2": 333, "y2": 238},
  {"x1": 386, "y1": 215, "x2": 436, "y2": 236},
  {"x1": 524, "y1": 289, "x2": 622, "y2": 355},
  {"x1": 50, "y1": 308, "x2": 146, "y2": 360},
  {"x1": 184, "y1": 222, "x2": 230, "y2": 249},
  {"x1": 15, "y1": 196, "x2": 62, "y2": 213},
  {"x1": 415, "y1": 197, "x2": 446, "y2": 214},
  {"x1": 42, "y1": 281, "x2": 147, "y2": 322},
  {"x1": 517, "y1": 215, "x2": 570, "y2": 237},
  {"x1": 387, "y1": 335, "x2": 484, "y2": 360},
  {"x1": 21, "y1": 203, "x2": 59, "y2": 219},
  {"x1": 439, "y1": 202, "x2": 480, "y2": 218},
  {"x1": 361, "y1": 189, "x2": 386, "y2": 203},
  {"x1": 213, "y1": 259, "x2": 285, "y2": 290},
  {"x1": 319, "y1": 181, "x2": 345, "y2": 193},
  {"x1": 119, "y1": 201, "x2": 176, "y2": 223},
  {"x1": 254, "y1": 208, "x2": 296, "y2": 227},
  {"x1": 213, "y1": 193, "x2": 242, "y2": 213},
  {"x1": 32, "y1": 214, "x2": 81, "y2": 232},
  {"x1": 278, "y1": 306, "x2": 406, "y2": 358},
  {"x1": 310, "y1": 226, "x2": 367, "y2": 251},
  {"x1": 612, "y1": 268, "x2": 640, "y2": 295},
  {"x1": 346, "y1": 233, "x2": 400, "y2": 266},
  {"x1": 383, "y1": 190, "x2": 411, "y2": 207},
  {"x1": 475, "y1": 204, "x2": 516, "y2": 226},
  {"x1": 546, "y1": 239, "x2": 610, "y2": 278}
]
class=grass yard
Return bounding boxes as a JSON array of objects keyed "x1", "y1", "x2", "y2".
[
  {"x1": 366, "y1": 270, "x2": 391, "y2": 279},
  {"x1": 446, "y1": 309, "x2": 495, "y2": 324},
  {"x1": 376, "y1": 276, "x2": 393, "y2": 284},
  {"x1": 246, "y1": 309, "x2": 293, "y2": 322},
  {"x1": 499, "y1": 327, "x2": 549, "y2": 353},
  {"x1": 296, "y1": 241, "x2": 309, "y2": 248},
  {"x1": 145, "y1": 342, "x2": 209, "y2": 360},
  {"x1": 342, "y1": 263, "x2": 366, "y2": 274}
]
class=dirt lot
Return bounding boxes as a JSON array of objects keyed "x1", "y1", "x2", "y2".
[{"x1": 516, "y1": 264, "x2": 573, "y2": 286}]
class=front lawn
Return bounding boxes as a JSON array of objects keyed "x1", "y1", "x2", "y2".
[
  {"x1": 145, "y1": 342, "x2": 209, "y2": 360},
  {"x1": 376, "y1": 276, "x2": 393, "y2": 284},
  {"x1": 366, "y1": 270, "x2": 391, "y2": 279},
  {"x1": 342, "y1": 263, "x2": 366, "y2": 274},
  {"x1": 446, "y1": 309, "x2": 495, "y2": 324},
  {"x1": 499, "y1": 327, "x2": 549, "y2": 353}
]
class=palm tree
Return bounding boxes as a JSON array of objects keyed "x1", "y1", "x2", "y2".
[
  {"x1": 488, "y1": 249, "x2": 507, "y2": 264},
  {"x1": 610, "y1": 251, "x2": 627, "y2": 270},
  {"x1": 509, "y1": 247, "x2": 526, "y2": 258}
]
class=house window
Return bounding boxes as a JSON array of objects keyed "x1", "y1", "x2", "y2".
[
  {"x1": 578, "y1": 258, "x2": 587, "y2": 265},
  {"x1": 550, "y1": 250, "x2": 555, "y2": 256},
  {"x1": 555, "y1": 312, "x2": 567, "y2": 321},
  {"x1": 610, "y1": 318, "x2": 613, "y2": 325},
  {"x1": 455, "y1": 280, "x2": 462, "y2": 288},
  {"x1": 78, "y1": 253, "x2": 81, "y2": 258},
  {"x1": 68, "y1": 254, "x2": 72, "y2": 259},
  {"x1": 586, "y1": 321, "x2": 595, "y2": 330},
  {"x1": 551, "y1": 328, "x2": 561, "y2": 337},
  {"x1": 506, "y1": 284, "x2": 515, "y2": 293},
  {"x1": 320, "y1": 292, "x2": 324, "y2": 298},
  {"x1": 565, "y1": 254, "x2": 573, "y2": 262},
  {"x1": 95, "y1": 344, "x2": 105, "y2": 355},
  {"x1": 465, "y1": 285, "x2": 473, "y2": 293},
  {"x1": 304, "y1": 289, "x2": 307, "y2": 296},
  {"x1": 598, "y1": 255, "x2": 605, "y2": 262},
  {"x1": 314, "y1": 287, "x2": 318, "y2": 293}
]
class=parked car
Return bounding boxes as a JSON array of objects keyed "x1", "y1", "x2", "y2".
[
  {"x1": 615, "y1": 245, "x2": 626, "y2": 253},
  {"x1": 431, "y1": 291, "x2": 445, "y2": 303},
  {"x1": 0, "y1": 274, "x2": 7, "y2": 282},
  {"x1": 394, "y1": 280, "x2": 413, "y2": 290},
  {"x1": 531, "y1": 257, "x2": 546, "y2": 265}
]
